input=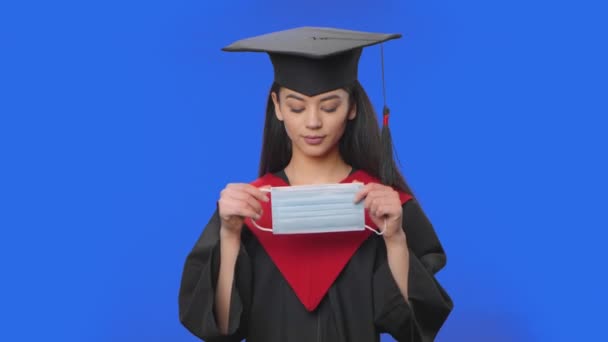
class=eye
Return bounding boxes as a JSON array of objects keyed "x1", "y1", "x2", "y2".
[
  {"x1": 322, "y1": 107, "x2": 338, "y2": 113},
  {"x1": 290, "y1": 107, "x2": 305, "y2": 114}
]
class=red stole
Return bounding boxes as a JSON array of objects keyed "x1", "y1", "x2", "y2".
[{"x1": 243, "y1": 170, "x2": 412, "y2": 311}]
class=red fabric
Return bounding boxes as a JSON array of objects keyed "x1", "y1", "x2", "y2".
[
  {"x1": 243, "y1": 170, "x2": 412, "y2": 311},
  {"x1": 383, "y1": 113, "x2": 389, "y2": 126}
]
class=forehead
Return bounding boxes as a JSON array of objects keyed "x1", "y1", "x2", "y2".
[{"x1": 281, "y1": 86, "x2": 347, "y2": 101}]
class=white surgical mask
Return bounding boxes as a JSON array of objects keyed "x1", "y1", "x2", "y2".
[{"x1": 252, "y1": 183, "x2": 385, "y2": 235}]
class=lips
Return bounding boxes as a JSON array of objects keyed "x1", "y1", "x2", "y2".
[{"x1": 303, "y1": 135, "x2": 325, "y2": 145}]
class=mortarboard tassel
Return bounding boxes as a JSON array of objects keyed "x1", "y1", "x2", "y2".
[
  {"x1": 379, "y1": 44, "x2": 400, "y2": 186},
  {"x1": 380, "y1": 105, "x2": 399, "y2": 186}
]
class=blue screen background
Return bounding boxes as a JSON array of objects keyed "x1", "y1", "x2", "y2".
[{"x1": 1, "y1": 1, "x2": 606, "y2": 341}]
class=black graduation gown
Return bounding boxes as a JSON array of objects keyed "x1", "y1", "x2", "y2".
[{"x1": 178, "y1": 173, "x2": 453, "y2": 342}]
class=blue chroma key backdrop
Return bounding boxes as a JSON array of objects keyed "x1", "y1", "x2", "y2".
[{"x1": 1, "y1": 0, "x2": 607, "y2": 341}]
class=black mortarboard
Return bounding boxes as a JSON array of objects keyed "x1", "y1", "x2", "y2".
[{"x1": 222, "y1": 26, "x2": 401, "y2": 97}]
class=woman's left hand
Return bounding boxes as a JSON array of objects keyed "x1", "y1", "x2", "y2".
[{"x1": 354, "y1": 183, "x2": 406, "y2": 240}]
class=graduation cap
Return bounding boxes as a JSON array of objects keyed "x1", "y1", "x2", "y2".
[
  {"x1": 222, "y1": 26, "x2": 401, "y2": 97},
  {"x1": 222, "y1": 26, "x2": 403, "y2": 186}
]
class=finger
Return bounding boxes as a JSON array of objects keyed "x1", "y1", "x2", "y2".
[
  {"x1": 381, "y1": 204, "x2": 403, "y2": 219},
  {"x1": 367, "y1": 196, "x2": 386, "y2": 216},
  {"x1": 366, "y1": 187, "x2": 400, "y2": 205},
  {"x1": 241, "y1": 184, "x2": 270, "y2": 202},
  {"x1": 220, "y1": 195, "x2": 261, "y2": 216},
  {"x1": 387, "y1": 189, "x2": 400, "y2": 202},
  {"x1": 225, "y1": 191, "x2": 263, "y2": 213},
  {"x1": 368, "y1": 198, "x2": 397, "y2": 218},
  {"x1": 374, "y1": 204, "x2": 397, "y2": 218},
  {"x1": 369, "y1": 200, "x2": 380, "y2": 218},
  {"x1": 354, "y1": 183, "x2": 381, "y2": 203},
  {"x1": 364, "y1": 190, "x2": 387, "y2": 209},
  {"x1": 228, "y1": 183, "x2": 269, "y2": 202},
  {"x1": 353, "y1": 187, "x2": 368, "y2": 204},
  {"x1": 259, "y1": 185, "x2": 272, "y2": 193},
  {"x1": 243, "y1": 195, "x2": 263, "y2": 214},
  {"x1": 224, "y1": 202, "x2": 261, "y2": 220},
  {"x1": 236, "y1": 206, "x2": 262, "y2": 220},
  {"x1": 226, "y1": 186, "x2": 267, "y2": 208},
  {"x1": 364, "y1": 190, "x2": 385, "y2": 203}
]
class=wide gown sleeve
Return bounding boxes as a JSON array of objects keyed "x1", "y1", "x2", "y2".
[
  {"x1": 178, "y1": 209, "x2": 252, "y2": 341},
  {"x1": 373, "y1": 199, "x2": 454, "y2": 341}
]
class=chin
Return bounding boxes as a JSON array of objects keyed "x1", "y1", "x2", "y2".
[{"x1": 296, "y1": 143, "x2": 335, "y2": 159}]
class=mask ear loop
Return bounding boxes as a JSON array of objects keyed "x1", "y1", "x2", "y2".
[
  {"x1": 250, "y1": 219, "x2": 273, "y2": 232},
  {"x1": 365, "y1": 219, "x2": 387, "y2": 236},
  {"x1": 250, "y1": 188, "x2": 273, "y2": 232}
]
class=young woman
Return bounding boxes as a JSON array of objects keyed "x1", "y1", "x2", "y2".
[{"x1": 179, "y1": 27, "x2": 453, "y2": 342}]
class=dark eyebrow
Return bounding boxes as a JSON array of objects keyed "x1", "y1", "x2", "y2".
[
  {"x1": 319, "y1": 94, "x2": 341, "y2": 102},
  {"x1": 285, "y1": 94, "x2": 341, "y2": 102},
  {"x1": 285, "y1": 94, "x2": 305, "y2": 101}
]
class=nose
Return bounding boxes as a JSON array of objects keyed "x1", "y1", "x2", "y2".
[{"x1": 305, "y1": 109, "x2": 322, "y2": 129}]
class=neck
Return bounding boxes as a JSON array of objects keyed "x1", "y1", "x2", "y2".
[{"x1": 284, "y1": 145, "x2": 352, "y2": 185}]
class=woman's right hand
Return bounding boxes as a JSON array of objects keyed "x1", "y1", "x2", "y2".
[{"x1": 218, "y1": 183, "x2": 269, "y2": 239}]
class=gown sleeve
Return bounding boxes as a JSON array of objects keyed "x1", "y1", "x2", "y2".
[
  {"x1": 373, "y1": 199, "x2": 454, "y2": 341},
  {"x1": 178, "y1": 208, "x2": 252, "y2": 341}
]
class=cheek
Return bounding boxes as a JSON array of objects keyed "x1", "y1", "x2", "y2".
[
  {"x1": 327, "y1": 115, "x2": 349, "y2": 138},
  {"x1": 281, "y1": 116, "x2": 299, "y2": 139}
]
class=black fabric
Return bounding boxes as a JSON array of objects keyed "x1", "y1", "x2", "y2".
[
  {"x1": 269, "y1": 49, "x2": 361, "y2": 97},
  {"x1": 221, "y1": 27, "x2": 401, "y2": 97},
  {"x1": 178, "y1": 190, "x2": 453, "y2": 341}
]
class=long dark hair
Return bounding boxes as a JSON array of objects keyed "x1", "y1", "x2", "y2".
[{"x1": 258, "y1": 81, "x2": 415, "y2": 197}]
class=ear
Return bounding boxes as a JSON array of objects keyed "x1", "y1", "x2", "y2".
[
  {"x1": 271, "y1": 92, "x2": 284, "y2": 121},
  {"x1": 347, "y1": 102, "x2": 357, "y2": 120}
]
